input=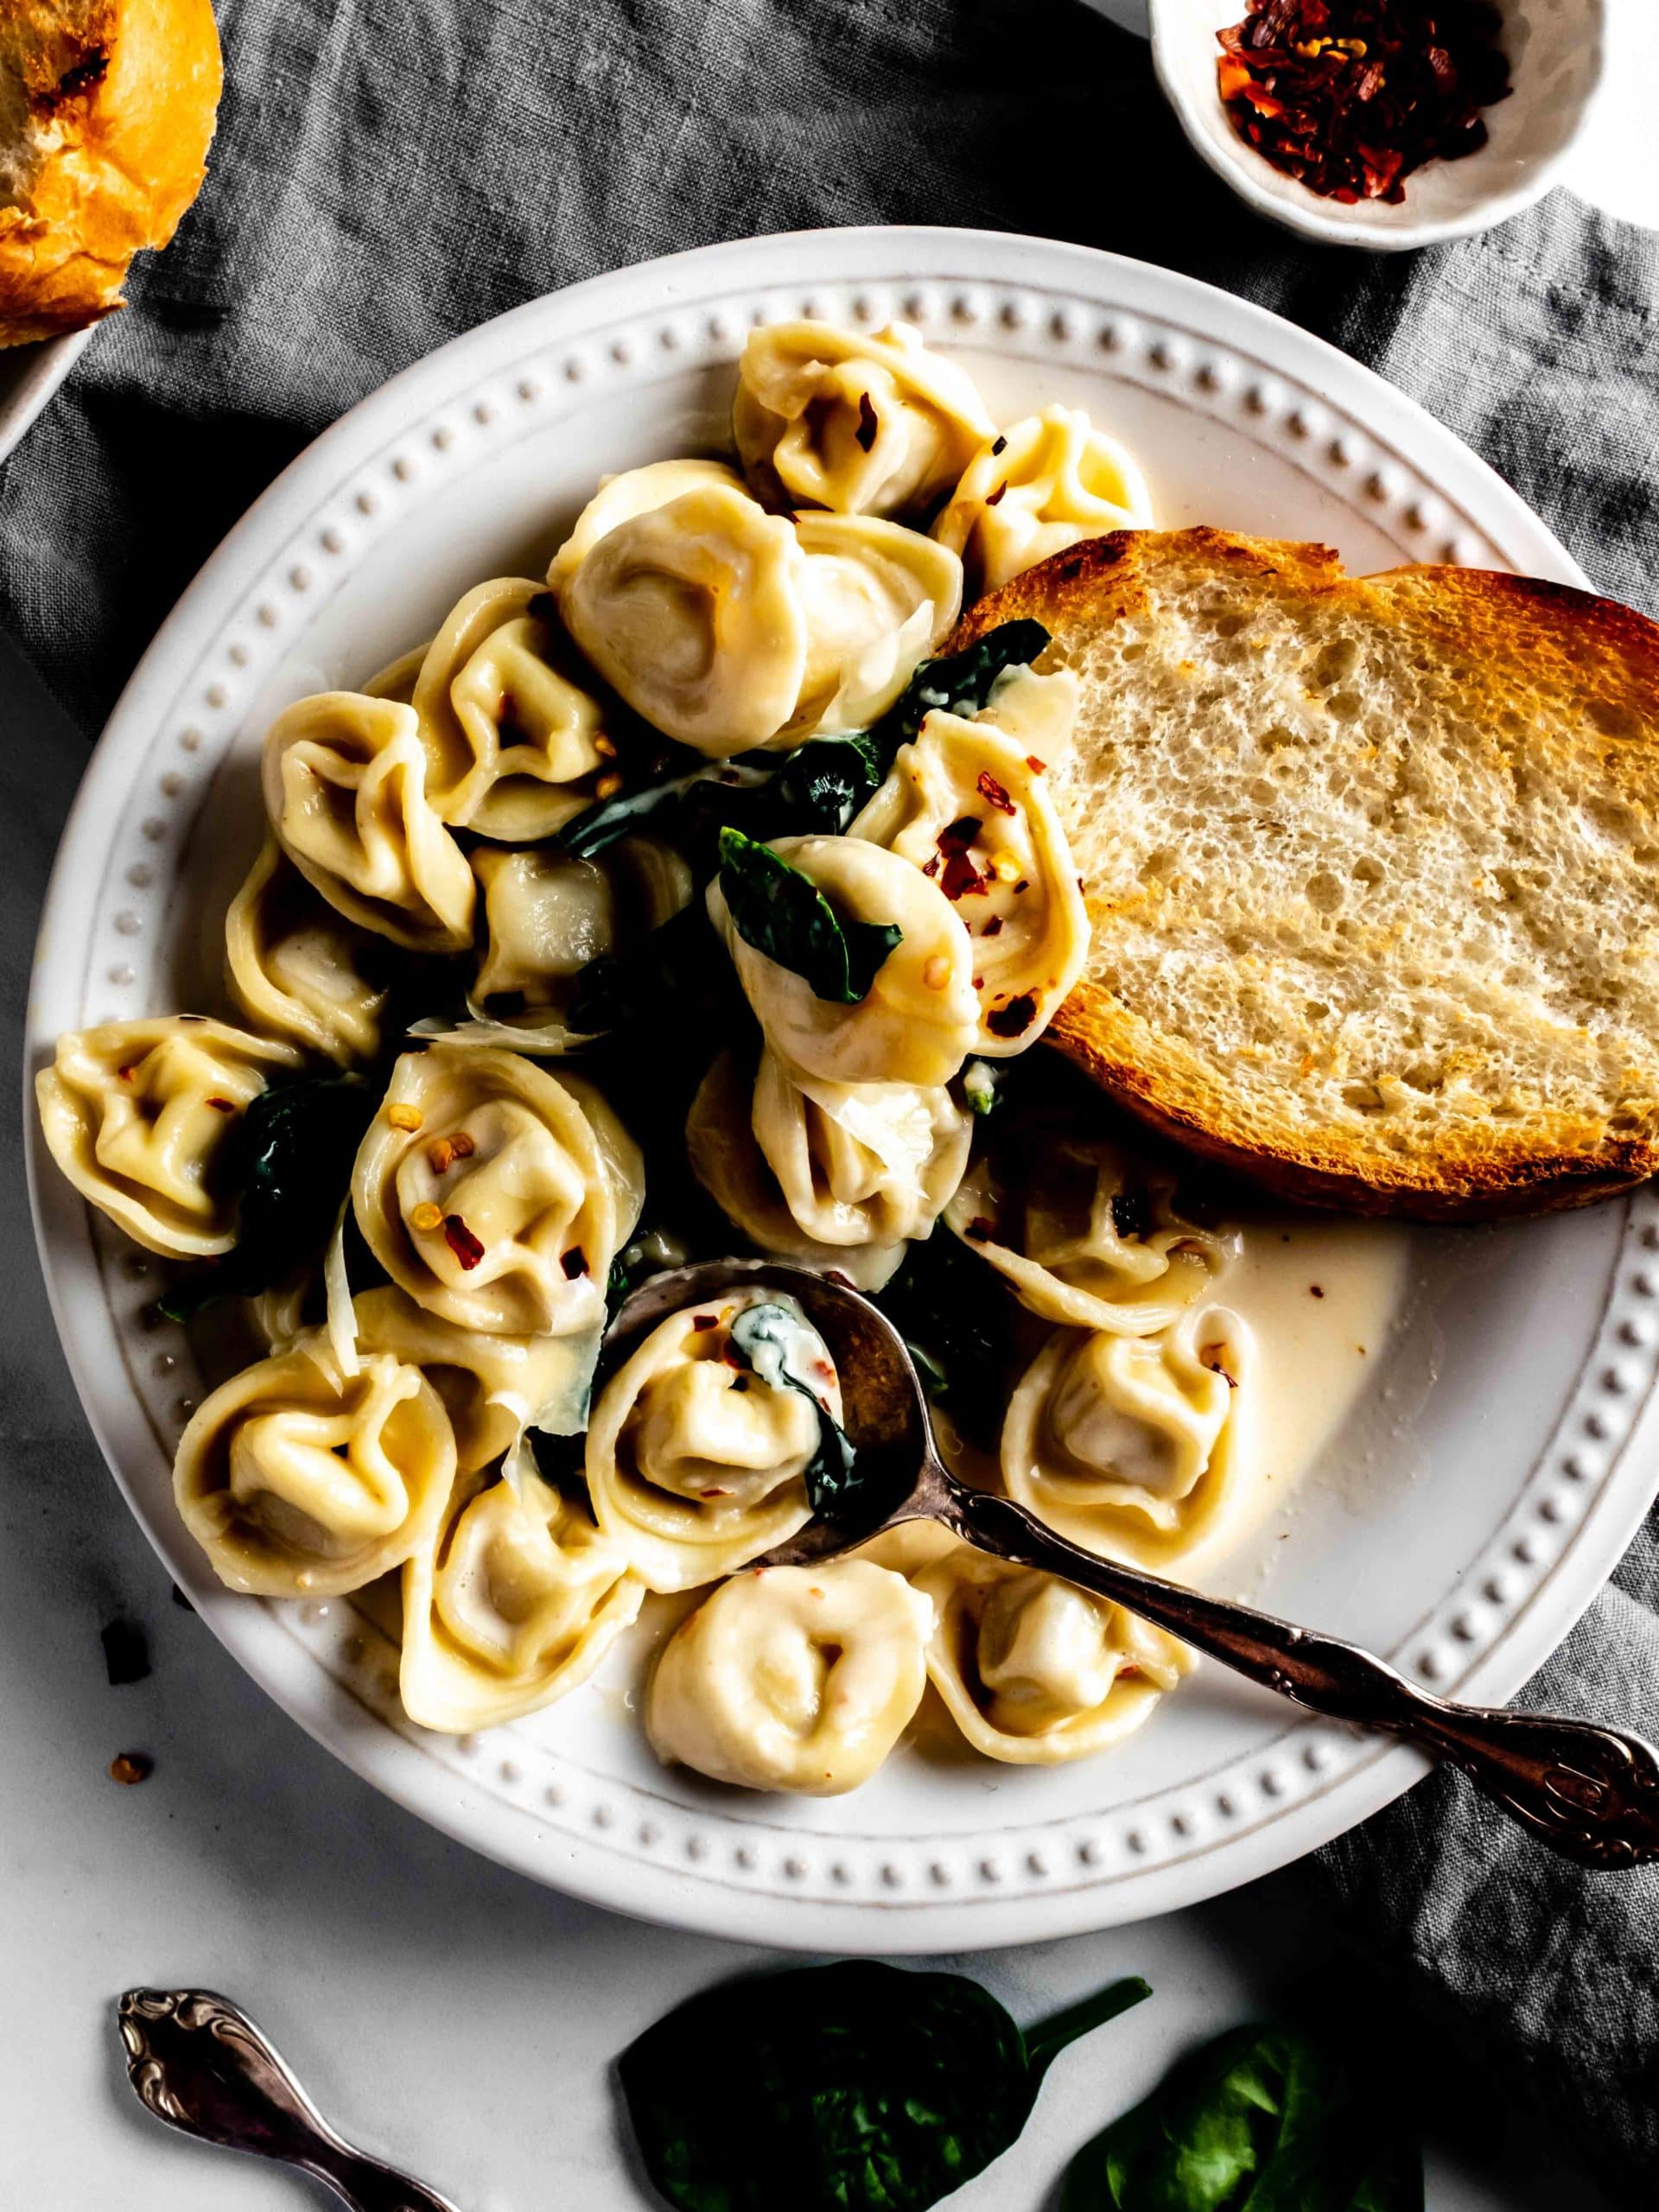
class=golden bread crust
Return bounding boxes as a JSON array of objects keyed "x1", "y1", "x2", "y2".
[
  {"x1": 0, "y1": 0, "x2": 222, "y2": 347},
  {"x1": 949, "y1": 529, "x2": 1659, "y2": 1222}
]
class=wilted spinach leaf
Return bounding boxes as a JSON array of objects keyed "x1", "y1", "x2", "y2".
[
  {"x1": 620, "y1": 1960, "x2": 1149, "y2": 2212},
  {"x1": 876, "y1": 1230, "x2": 1020, "y2": 1453},
  {"x1": 724, "y1": 1300, "x2": 868, "y2": 1524},
  {"x1": 1061, "y1": 2024, "x2": 1422, "y2": 2212},
  {"x1": 157, "y1": 1075, "x2": 378, "y2": 1322},
  {"x1": 878, "y1": 618, "x2": 1052, "y2": 750},
  {"x1": 716, "y1": 827, "x2": 899, "y2": 1005},
  {"x1": 766, "y1": 730, "x2": 889, "y2": 834}
]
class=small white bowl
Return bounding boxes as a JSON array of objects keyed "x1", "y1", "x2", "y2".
[{"x1": 1148, "y1": 0, "x2": 1605, "y2": 251}]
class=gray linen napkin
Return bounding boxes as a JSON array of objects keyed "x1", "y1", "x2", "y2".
[{"x1": 3, "y1": 0, "x2": 1656, "y2": 2184}]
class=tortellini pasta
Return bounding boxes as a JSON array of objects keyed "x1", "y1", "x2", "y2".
[
  {"x1": 585, "y1": 1292, "x2": 835, "y2": 1592},
  {"x1": 174, "y1": 1340, "x2": 455, "y2": 1596},
  {"x1": 420, "y1": 838, "x2": 691, "y2": 1054},
  {"x1": 550, "y1": 463, "x2": 959, "y2": 755},
  {"x1": 226, "y1": 838, "x2": 391, "y2": 1066},
  {"x1": 687, "y1": 1048, "x2": 970, "y2": 1291},
  {"x1": 933, "y1": 404, "x2": 1154, "y2": 594},
  {"x1": 645, "y1": 1559, "x2": 933, "y2": 1795},
  {"x1": 708, "y1": 834, "x2": 979, "y2": 1087},
  {"x1": 914, "y1": 1550, "x2": 1192, "y2": 1764},
  {"x1": 261, "y1": 690, "x2": 475, "y2": 951},
  {"x1": 946, "y1": 1125, "x2": 1236, "y2": 1336},
  {"x1": 851, "y1": 711, "x2": 1089, "y2": 1055},
  {"x1": 734, "y1": 320, "x2": 995, "y2": 518},
  {"x1": 1001, "y1": 1311, "x2": 1253, "y2": 1572},
  {"x1": 353, "y1": 1286, "x2": 597, "y2": 1470},
  {"x1": 35, "y1": 1017, "x2": 302, "y2": 1256},
  {"x1": 400, "y1": 1440, "x2": 642, "y2": 1732},
  {"x1": 352, "y1": 1047, "x2": 643, "y2": 1337},
  {"x1": 408, "y1": 577, "x2": 617, "y2": 836}
]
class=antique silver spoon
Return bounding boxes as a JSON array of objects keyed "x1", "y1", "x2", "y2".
[
  {"x1": 607, "y1": 1256, "x2": 1659, "y2": 1869},
  {"x1": 117, "y1": 1988, "x2": 459, "y2": 2209}
]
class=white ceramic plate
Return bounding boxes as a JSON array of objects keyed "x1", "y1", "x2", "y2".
[{"x1": 26, "y1": 227, "x2": 1659, "y2": 1951}]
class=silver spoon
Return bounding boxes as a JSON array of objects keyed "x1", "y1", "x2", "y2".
[
  {"x1": 117, "y1": 1988, "x2": 460, "y2": 2210},
  {"x1": 607, "y1": 1256, "x2": 1659, "y2": 1869}
]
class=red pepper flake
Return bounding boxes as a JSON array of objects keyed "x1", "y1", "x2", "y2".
[
  {"x1": 984, "y1": 480, "x2": 1007, "y2": 508},
  {"x1": 985, "y1": 992, "x2": 1039, "y2": 1039},
  {"x1": 109, "y1": 1751, "x2": 153, "y2": 1785},
  {"x1": 442, "y1": 1214, "x2": 486, "y2": 1270},
  {"x1": 1215, "y1": 0, "x2": 1510, "y2": 206},
  {"x1": 990, "y1": 435, "x2": 1007, "y2": 457},
  {"x1": 117, "y1": 1063, "x2": 139, "y2": 1082},
  {"x1": 691, "y1": 1313, "x2": 719, "y2": 1331},
  {"x1": 1025, "y1": 755, "x2": 1047, "y2": 774},
  {"x1": 922, "y1": 853, "x2": 941, "y2": 878},
  {"x1": 980, "y1": 915, "x2": 1005, "y2": 938},
  {"x1": 937, "y1": 815, "x2": 991, "y2": 901},
  {"x1": 1309, "y1": 1283, "x2": 1325, "y2": 1298},
  {"x1": 700, "y1": 1486, "x2": 733, "y2": 1499},
  {"x1": 205, "y1": 1096, "x2": 238, "y2": 1114},
  {"x1": 1013, "y1": 879, "x2": 1029, "y2": 894},
  {"x1": 562, "y1": 1249, "x2": 589, "y2": 1279},
  {"x1": 964, "y1": 1216, "x2": 997, "y2": 1243},
  {"x1": 976, "y1": 772, "x2": 1016, "y2": 816},
  {"x1": 855, "y1": 391, "x2": 879, "y2": 452}
]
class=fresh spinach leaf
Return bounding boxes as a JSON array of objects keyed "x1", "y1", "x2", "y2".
[
  {"x1": 157, "y1": 1074, "x2": 378, "y2": 1322},
  {"x1": 724, "y1": 1300, "x2": 865, "y2": 1523},
  {"x1": 766, "y1": 730, "x2": 889, "y2": 834},
  {"x1": 1060, "y1": 2024, "x2": 1422, "y2": 2212},
  {"x1": 715, "y1": 827, "x2": 899, "y2": 1006},
  {"x1": 620, "y1": 1960, "x2": 1149, "y2": 2212},
  {"x1": 878, "y1": 618, "x2": 1052, "y2": 750}
]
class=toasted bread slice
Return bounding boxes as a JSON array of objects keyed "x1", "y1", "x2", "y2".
[{"x1": 950, "y1": 528, "x2": 1659, "y2": 1218}]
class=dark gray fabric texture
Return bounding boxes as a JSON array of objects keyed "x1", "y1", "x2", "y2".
[{"x1": 3, "y1": 0, "x2": 1657, "y2": 2189}]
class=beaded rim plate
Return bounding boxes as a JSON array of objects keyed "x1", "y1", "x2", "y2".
[{"x1": 26, "y1": 227, "x2": 1659, "y2": 1950}]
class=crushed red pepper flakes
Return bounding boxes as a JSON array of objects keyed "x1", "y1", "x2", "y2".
[
  {"x1": 1026, "y1": 755, "x2": 1047, "y2": 774},
  {"x1": 442, "y1": 1214, "x2": 486, "y2": 1270},
  {"x1": 205, "y1": 1096, "x2": 238, "y2": 1114},
  {"x1": 855, "y1": 391, "x2": 880, "y2": 452},
  {"x1": 981, "y1": 915, "x2": 1005, "y2": 938},
  {"x1": 937, "y1": 814, "x2": 991, "y2": 901},
  {"x1": 976, "y1": 771, "x2": 1016, "y2": 816},
  {"x1": 984, "y1": 481, "x2": 1007, "y2": 508},
  {"x1": 964, "y1": 1216, "x2": 997, "y2": 1242},
  {"x1": 986, "y1": 991, "x2": 1039, "y2": 1039},
  {"x1": 110, "y1": 1751, "x2": 153, "y2": 1785},
  {"x1": 691, "y1": 1313, "x2": 719, "y2": 1331},
  {"x1": 1216, "y1": 0, "x2": 1510, "y2": 206},
  {"x1": 990, "y1": 434, "x2": 1007, "y2": 457}
]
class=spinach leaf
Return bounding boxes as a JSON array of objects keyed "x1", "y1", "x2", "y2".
[
  {"x1": 157, "y1": 1074, "x2": 378, "y2": 1322},
  {"x1": 715, "y1": 827, "x2": 899, "y2": 1005},
  {"x1": 620, "y1": 1960, "x2": 1150, "y2": 2212},
  {"x1": 724, "y1": 1300, "x2": 863, "y2": 1523},
  {"x1": 567, "y1": 905, "x2": 721, "y2": 1037},
  {"x1": 1060, "y1": 2024, "x2": 1422, "y2": 2212},
  {"x1": 560, "y1": 772, "x2": 705, "y2": 857},
  {"x1": 766, "y1": 729, "x2": 889, "y2": 834},
  {"x1": 876, "y1": 1230, "x2": 1020, "y2": 1453},
  {"x1": 878, "y1": 618, "x2": 1052, "y2": 750},
  {"x1": 563, "y1": 733, "x2": 889, "y2": 865}
]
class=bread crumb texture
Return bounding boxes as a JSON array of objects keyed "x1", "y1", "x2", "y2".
[
  {"x1": 0, "y1": 0, "x2": 221, "y2": 345},
  {"x1": 951, "y1": 529, "x2": 1659, "y2": 1217}
]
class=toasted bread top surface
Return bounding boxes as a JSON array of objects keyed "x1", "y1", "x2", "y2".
[
  {"x1": 951, "y1": 529, "x2": 1659, "y2": 1218},
  {"x1": 0, "y1": 0, "x2": 221, "y2": 346}
]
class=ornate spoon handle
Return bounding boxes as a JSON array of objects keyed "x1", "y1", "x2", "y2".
[
  {"x1": 945, "y1": 1482, "x2": 1659, "y2": 1870},
  {"x1": 117, "y1": 1990, "x2": 461, "y2": 2210}
]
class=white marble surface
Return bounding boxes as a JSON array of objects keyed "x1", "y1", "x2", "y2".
[{"x1": 0, "y1": 626, "x2": 1618, "y2": 2207}]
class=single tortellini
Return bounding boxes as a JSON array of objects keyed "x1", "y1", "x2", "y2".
[
  {"x1": 851, "y1": 711, "x2": 1088, "y2": 1055},
  {"x1": 708, "y1": 834, "x2": 979, "y2": 1088},
  {"x1": 174, "y1": 1341, "x2": 455, "y2": 1596},
  {"x1": 791, "y1": 512, "x2": 961, "y2": 733},
  {"x1": 226, "y1": 838, "x2": 391, "y2": 1066},
  {"x1": 733, "y1": 320, "x2": 995, "y2": 518},
  {"x1": 933, "y1": 404, "x2": 1154, "y2": 594},
  {"x1": 946, "y1": 1125, "x2": 1236, "y2": 1337},
  {"x1": 408, "y1": 577, "x2": 618, "y2": 836},
  {"x1": 645, "y1": 1559, "x2": 933, "y2": 1795},
  {"x1": 914, "y1": 1550, "x2": 1192, "y2": 1764},
  {"x1": 261, "y1": 691, "x2": 474, "y2": 951},
  {"x1": 419, "y1": 838, "x2": 691, "y2": 1054},
  {"x1": 554, "y1": 474, "x2": 808, "y2": 755},
  {"x1": 353, "y1": 1286, "x2": 598, "y2": 1471},
  {"x1": 1001, "y1": 1311, "x2": 1253, "y2": 1572},
  {"x1": 585, "y1": 1291, "x2": 836, "y2": 1592},
  {"x1": 687, "y1": 1048, "x2": 970, "y2": 1291},
  {"x1": 550, "y1": 463, "x2": 958, "y2": 755},
  {"x1": 352, "y1": 1047, "x2": 643, "y2": 1337},
  {"x1": 36, "y1": 1017, "x2": 302, "y2": 1257},
  {"x1": 400, "y1": 1441, "x2": 643, "y2": 1732}
]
